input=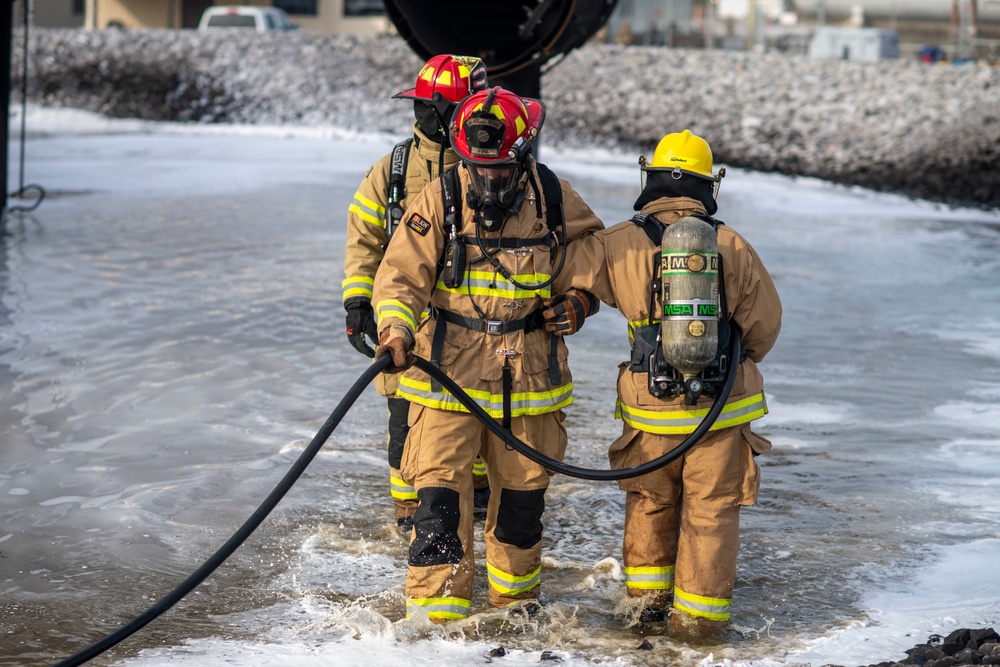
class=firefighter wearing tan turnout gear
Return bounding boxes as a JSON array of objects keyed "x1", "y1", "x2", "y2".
[
  {"x1": 373, "y1": 87, "x2": 603, "y2": 621},
  {"x1": 565, "y1": 130, "x2": 781, "y2": 640},
  {"x1": 342, "y1": 55, "x2": 491, "y2": 527}
]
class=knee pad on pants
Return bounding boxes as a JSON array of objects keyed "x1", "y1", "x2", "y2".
[
  {"x1": 409, "y1": 487, "x2": 464, "y2": 567},
  {"x1": 495, "y1": 488, "x2": 545, "y2": 550},
  {"x1": 386, "y1": 397, "x2": 410, "y2": 469}
]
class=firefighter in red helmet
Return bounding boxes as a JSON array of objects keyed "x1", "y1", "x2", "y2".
[
  {"x1": 342, "y1": 55, "x2": 490, "y2": 530},
  {"x1": 372, "y1": 86, "x2": 603, "y2": 621}
]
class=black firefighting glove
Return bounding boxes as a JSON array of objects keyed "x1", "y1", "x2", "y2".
[
  {"x1": 542, "y1": 289, "x2": 599, "y2": 336},
  {"x1": 345, "y1": 297, "x2": 378, "y2": 358}
]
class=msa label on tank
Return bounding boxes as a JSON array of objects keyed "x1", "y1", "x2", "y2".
[
  {"x1": 663, "y1": 299, "x2": 719, "y2": 320},
  {"x1": 661, "y1": 252, "x2": 719, "y2": 274}
]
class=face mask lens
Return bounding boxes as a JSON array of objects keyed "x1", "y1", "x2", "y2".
[
  {"x1": 469, "y1": 164, "x2": 520, "y2": 202},
  {"x1": 640, "y1": 168, "x2": 649, "y2": 191}
]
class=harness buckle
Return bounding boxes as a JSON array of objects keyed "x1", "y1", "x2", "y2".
[
  {"x1": 506, "y1": 247, "x2": 532, "y2": 257},
  {"x1": 496, "y1": 348, "x2": 520, "y2": 359},
  {"x1": 485, "y1": 320, "x2": 504, "y2": 335}
]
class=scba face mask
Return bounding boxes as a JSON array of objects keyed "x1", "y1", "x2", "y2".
[{"x1": 465, "y1": 163, "x2": 525, "y2": 233}]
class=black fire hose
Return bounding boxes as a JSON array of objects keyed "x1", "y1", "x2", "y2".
[
  {"x1": 412, "y1": 331, "x2": 741, "y2": 481},
  {"x1": 50, "y1": 356, "x2": 393, "y2": 667},
  {"x1": 51, "y1": 335, "x2": 739, "y2": 666}
]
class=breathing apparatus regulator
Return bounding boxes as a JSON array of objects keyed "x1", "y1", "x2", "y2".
[{"x1": 633, "y1": 130, "x2": 732, "y2": 404}]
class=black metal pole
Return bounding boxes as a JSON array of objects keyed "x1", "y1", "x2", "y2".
[{"x1": 1, "y1": 0, "x2": 13, "y2": 214}]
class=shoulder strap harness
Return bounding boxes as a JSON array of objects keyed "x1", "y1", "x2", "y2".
[
  {"x1": 428, "y1": 164, "x2": 565, "y2": 422},
  {"x1": 384, "y1": 138, "x2": 412, "y2": 241}
]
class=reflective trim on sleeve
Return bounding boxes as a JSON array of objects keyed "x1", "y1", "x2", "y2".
[
  {"x1": 486, "y1": 562, "x2": 541, "y2": 596},
  {"x1": 616, "y1": 392, "x2": 768, "y2": 435},
  {"x1": 673, "y1": 586, "x2": 731, "y2": 622},
  {"x1": 472, "y1": 459, "x2": 488, "y2": 477},
  {"x1": 349, "y1": 192, "x2": 386, "y2": 228},
  {"x1": 390, "y1": 474, "x2": 417, "y2": 501},
  {"x1": 397, "y1": 376, "x2": 572, "y2": 417},
  {"x1": 376, "y1": 300, "x2": 417, "y2": 330},
  {"x1": 434, "y1": 270, "x2": 552, "y2": 300},
  {"x1": 624, "y1": 565, "x2": 674, "y2": 591},
  {"x1": 406, "y1": 596, "x2": 471, "y2": 620},
  {"x1": 342, "y1": 275, "x2": 374, "y2": 302}
]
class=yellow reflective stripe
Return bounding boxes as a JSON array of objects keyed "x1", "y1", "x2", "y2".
[
  {"x1": 435, "y1": 270, "x2": 552, "y2": 299},
  {"x1": 624, "y1": 565, "x2": 674, "y2": 590},
  {"x1": 472, "y1": 460, "x2": 488, "y2": 476},
  {"x1": 673, "y1": 586, "x2": 730, "y2": 622},
  {"x1": 390, "y1": 475, "x2": 417, "y2": 501},
  {"x1": 342, "y1": 275, "x2": 374, "y2": 301},
  {"x1": 486, "y1": 562, "x2": 541, "y2": 595},
  {"x1": 406, "y1": 596, "x2": 471, "y2": 620},
  {"x1": 376, "y1": 300, "x2": 416, "y2": 329},
  {"x1": 349, "y1": 192, "x2": 386, "y2": 228},
  {"x1": 627, "y1": 319, "x2": 652, "y2": 343},
  {"x1": 617, "y1": 392, "x2": 768, "y2": 434},
  {"x1": 397, "y1": 376, "x2": 572, "y2": 417}
]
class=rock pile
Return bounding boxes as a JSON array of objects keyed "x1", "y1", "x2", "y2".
[
  {"x1": 10, "y1": 28, "x2": 1000, "y2": 209},
  {"x1": 844, "y1": 627, "x2": 1000, "y2": 667}
]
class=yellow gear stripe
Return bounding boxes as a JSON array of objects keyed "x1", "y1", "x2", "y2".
[
  {"x1": 348, "y1": 192, "x2": 386, "y2": 228},
  {"x1": 673, "y1": 586, "x2": 730, "y2": 622},
  {"x1": 472, "y1": 460, "x2": 487, "y2": 476},
  {"x1": 376, "y1": 300, "x2": 417, "y2": 330},
  {"x1": 624, "y1": 565, "x2": 674, "y2": 590},
  {"x1": 397, "y1": 376, "x2": 572, "y2": 417},
  {"x1": 616, "y1": 392, "x2": 767, "y2": 434},
  {"x1": 406, "y1": 596, "x2": 471, "y2": 620},
  {"x1": 342, "y1": 276, "x2": 374, "y2": 302},
  {"x1": 390, "y1": 475, "x2": 417, "y2": 501},
  {"x1": 435, "y1": 270, "x2": 553, "y2": 299},
  {"x1": 486, "y1": 562, "x2": 541, "y2": 595}
]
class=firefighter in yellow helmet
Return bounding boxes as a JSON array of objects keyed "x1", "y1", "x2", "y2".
[
  {"x1": 560, "y1": 129, "x2": 782, "y2": 640},
  {"x1": 341, "y1": 55, "x2": 491, "y2": 529},
  {"x1": 372, "y1": 87, "x2": 603, "y2": 622}
]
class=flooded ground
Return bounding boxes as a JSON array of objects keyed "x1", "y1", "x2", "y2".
[{"x1": 2, "y1": 111, "x2": 999, "y2": 667}]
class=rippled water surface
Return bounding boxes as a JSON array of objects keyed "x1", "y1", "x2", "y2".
[{"x1": 2, "y1": 116, "x2": 999, "y2": 667}]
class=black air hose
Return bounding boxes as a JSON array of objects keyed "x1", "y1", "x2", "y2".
[{"x1": 50, "y1": 334, "x2": 740, "y2": 665}]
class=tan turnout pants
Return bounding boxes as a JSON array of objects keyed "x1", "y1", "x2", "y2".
[
  {"x1": 610, "y1": 422, "x2": 763, "y2": 622},
  {"x1": 400, "y1": 404, "x2": 566, "y2": 619}
]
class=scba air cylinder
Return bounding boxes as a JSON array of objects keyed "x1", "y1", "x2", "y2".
[{"x1": 660, "y1": 216, "x2": 720, "y2": 383}]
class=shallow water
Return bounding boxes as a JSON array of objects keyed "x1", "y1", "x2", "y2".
[{"x1": 2, "y1": 113, "x2": 999, "y2": 667}]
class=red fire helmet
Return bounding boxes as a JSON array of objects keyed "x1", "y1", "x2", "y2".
[
  {"x1": 450, "y1": 87, "x2": 545, "y2": 165},
  {"x1": 392, "y1": 54, "x2": 488, "y2": 107}
]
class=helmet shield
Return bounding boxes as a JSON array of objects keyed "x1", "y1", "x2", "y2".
[{"x1": 462, "y1": 113, "x2": 508, "y2": 160}]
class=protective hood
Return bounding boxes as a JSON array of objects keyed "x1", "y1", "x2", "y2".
[{"x1": 634, "y1": 170, "x2": 718, "y2": 216}]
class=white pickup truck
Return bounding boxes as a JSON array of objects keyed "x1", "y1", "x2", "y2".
[{"x1": 197, "y1": 6, "x2": 298, "y2": 33}]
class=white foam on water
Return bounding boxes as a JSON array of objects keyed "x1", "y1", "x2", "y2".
[{"x1": 781, "y1": 538, "x2": 1000, "y2": 667}]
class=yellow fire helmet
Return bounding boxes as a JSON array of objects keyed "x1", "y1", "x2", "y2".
[{"x1": 640, "y1": 129, "x2": 721, "y2": 181}]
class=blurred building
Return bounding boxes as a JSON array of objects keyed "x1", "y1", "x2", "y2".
[{"x1": 12, "y1": 0, "x2": 390, "y2": 32}]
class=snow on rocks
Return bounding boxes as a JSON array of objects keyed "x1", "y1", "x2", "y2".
[{"x1": 11, "y1": 28, "x2": 1000, "y2": 209}]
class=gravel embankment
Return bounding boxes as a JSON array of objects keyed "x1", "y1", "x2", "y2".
[{"x1": 11, "y1": 28, "x2": 1000, "y2": 209}]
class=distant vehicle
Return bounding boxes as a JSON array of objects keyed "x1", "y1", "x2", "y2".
[{"x1": 197, "y1": 6, "x2": 298, "y2": 33}]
